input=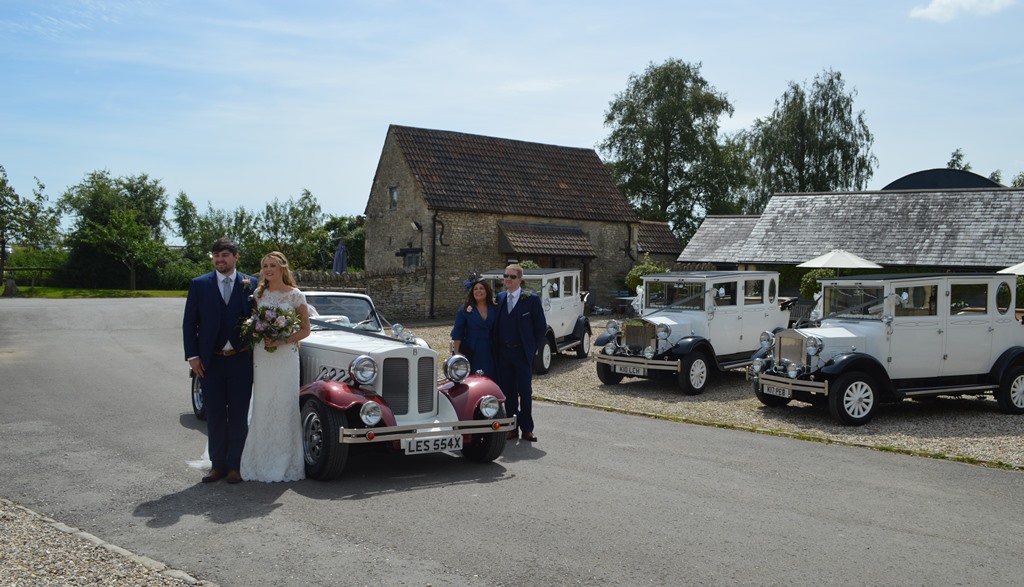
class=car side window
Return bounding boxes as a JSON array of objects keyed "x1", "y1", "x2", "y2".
[
  {"x1": 895, "y1": 284, "x2": 938, "y2": 317},
  {"x1": 950, "y1": 283, "x2": 989, "y2": 315},
  {"x1": 564, "y1": 275, "x2": 574, "y2": 298},
  {"x1": 995, "y1": 281, "x2": 1012, "y2": 316},
  {"x1": 744, "y1": 279, "x2": 765, "y2": 305},
  {"x1": 712, "y1": 281, "x2": 737, "y2": 306}
]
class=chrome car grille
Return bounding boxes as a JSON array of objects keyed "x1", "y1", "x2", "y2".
[
  {"x1": 623, "y1": 323, "x2": 655, "y2": 353},
  {"x1": 775, "y1": 333, "x2": 807, "y2": 367},
  {"x1": 381, "y1": 357, "x2": 435, "y2": 416}
]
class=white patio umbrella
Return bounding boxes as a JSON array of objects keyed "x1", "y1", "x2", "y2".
[
  {"x1": 797, "y1": 249, "x2": 882, "y2": 274},
  {"x1": 997, "y1": 261, "x2": 1024, "y2": 275}
]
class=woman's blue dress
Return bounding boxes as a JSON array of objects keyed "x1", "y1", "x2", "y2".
[{"x1": 450, "y1": 303, "x2": 497, "y2": 378}]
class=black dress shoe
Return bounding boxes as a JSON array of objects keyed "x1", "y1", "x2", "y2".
[
  {"x1": 507, "y1": 430, "x2": 519, "y2": 440},
  {"x1": 522, "y1": 432, "x2": 538, "y2": 442},
  {"x1": 202, "y1": 469, "x2": 225, "y2": 483},
  {"x1": 225, "y1": 470, "x2": 243, "y2": 484}
]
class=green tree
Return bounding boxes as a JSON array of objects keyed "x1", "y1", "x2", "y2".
[
  {"x1": 625, "y1": 253, "x2": 670, "y2": 291},
  {"x1": 945, "y1": 148, "x2": 1024, "y2": 187},
  {"x1": 256, "y1": 190, "x2": 324, "y2": 270},
  {"x1": 600, "y1": 58, "x2": 738, "y2": 243},
  {"x1": 320, "y1": 214, "x2": 366, "y2": 271},
  {"x1": 747, "y1": 69, "x2": 877, "y2": 212},
  {"x1": 1011, "y1": 171, "x2": 1024, "y2": 188},
  {"x1": 59, "y1": 170, "x2": 171, "y2": 288},
  {"x1": 0, "y1": 164, "x2": 62, "y2": 279},
  {"x1": 946, "y1": 148, "x2": 972, "y2": 171}
]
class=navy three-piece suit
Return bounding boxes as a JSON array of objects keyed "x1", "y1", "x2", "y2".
[
  {"x1": 493, "y1": 289, "x2": 547, "y2": 434},
  {"x1": 182, "y1": 271, "x2": 255, "y2": 472}
]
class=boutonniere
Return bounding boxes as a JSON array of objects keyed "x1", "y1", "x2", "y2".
[
  {"x1": 241, "y1": 277, "x2": 252, "y2": 291},
  {"x1": 466, "y1": 305, "x2": 473, "y2": 313}
]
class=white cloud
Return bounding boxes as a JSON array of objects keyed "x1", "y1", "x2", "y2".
[{"x1": 910, "y1": 0, "x2": 1017, "y2": 22}]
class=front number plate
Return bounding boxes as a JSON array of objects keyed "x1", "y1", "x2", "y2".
[
  {"x1": 403, "y1": 436, "x2": 463, "y2": 455},
  {"x1": 763, "y1": 385, "x2": 792, "y2": 399},
  {"x1": 615, "y1": 365, "x2": 645, "y2": 376}
]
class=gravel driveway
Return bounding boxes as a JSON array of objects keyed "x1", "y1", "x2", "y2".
[{"x1": 411, "y1": 319, "x2": 1024, "y2": 470}]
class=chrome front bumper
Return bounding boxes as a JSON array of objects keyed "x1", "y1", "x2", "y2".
[
  {"x1": 754, "y1": 372, "x2": 829, "y2": 396},
  {"x1": 340, "y1": 416, "x2": 517, "y2": 444},
  {"x1": 594, "y1": 353, "x2": 681, "y2": 373}
]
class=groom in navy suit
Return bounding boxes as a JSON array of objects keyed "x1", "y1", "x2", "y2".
[
  {"x1": 183, "y1": 237, "x2": 255, "y2": 484},
  {"x1": 494, "y1": 264, "x2": 547, "y2": 442}
]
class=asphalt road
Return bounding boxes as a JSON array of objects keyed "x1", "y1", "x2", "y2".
[{"x1": 1, "y1": 298, "x2": 1023, "y2": 586}]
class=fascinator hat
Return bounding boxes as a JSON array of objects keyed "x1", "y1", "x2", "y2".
[{"x1": 463, "y1": 272, "x2": 483, "y2": 290}]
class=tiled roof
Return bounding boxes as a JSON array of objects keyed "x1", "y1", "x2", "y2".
[
  {"x1": 736, "y1": 189, "x2": 1024, "y2": 267},
  {"x1": 498, "y1": 222, "x2": 596, "y2": 258},
  {"x1": 389, "y1": 125, "x2": 638, "y2": 223},
  {"x1": 677, "y1": 216, "x2": 760, "y2": 264},
  {"x1": 637, "y1": 221, "x2": 681, "y2": 256}
]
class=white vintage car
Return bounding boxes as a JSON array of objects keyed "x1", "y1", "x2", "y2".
[
  {"x1": 748, "y1": 273, "x2": 1024, "y2": 425},
  {"x1": 481, "y1": 268, "x2": 592, "y2": 373},
  {"x1": 191, "y1": 291, "x2": 515, "y2": 480},
  {"x1": 594, "y1": 271, "x2": 792, "y2": 394}
]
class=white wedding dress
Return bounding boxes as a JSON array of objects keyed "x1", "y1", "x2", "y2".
[{"x1": 238, "y1": 287, "x2": 307, "y2": 482}]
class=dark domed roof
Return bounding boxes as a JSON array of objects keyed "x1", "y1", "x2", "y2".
[{"x1": 882, "y1": 168, "x2": 1002, "y2": 191}]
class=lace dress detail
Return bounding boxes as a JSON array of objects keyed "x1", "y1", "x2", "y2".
[{"x1": 239, "y1": 288, "x2": 306, "y2": 482}]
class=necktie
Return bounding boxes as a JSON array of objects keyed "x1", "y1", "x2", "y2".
[
  {"x1": 222, "y1": 276, "x2": 232, "y2": 304},
  {"x1": 507, "y1": 294, "x2": 515, "y2": 313}
]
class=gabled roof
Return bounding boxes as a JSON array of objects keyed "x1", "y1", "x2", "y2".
[
  {"x1": 637, "y1": 221, "x2": 681, "y2": 256},
  {"x1": 736, "y1": 189, "x2": 1024, "y2": 267},
  {"x1": 498, "y1": 222, "x2": 596, "y2": 258},
  {"x1": 677, "y1": 215, "x2": 759, "y2": 264},
  {"x1": 389, "y1": 125, "x2": 638, "y2": 223}
]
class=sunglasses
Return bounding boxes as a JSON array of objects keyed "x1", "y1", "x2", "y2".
[{"x1": 503, "y1": 274, "x2": 520, "y2": 279}]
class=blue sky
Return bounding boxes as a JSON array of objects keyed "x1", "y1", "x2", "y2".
[{"x1": 2, "y1": 0, "x2": 1021, "y2": 222}]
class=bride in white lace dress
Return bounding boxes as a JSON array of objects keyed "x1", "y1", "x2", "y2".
[{"x1": 239, "y1": 252, "x2": 310, "y2": 483}]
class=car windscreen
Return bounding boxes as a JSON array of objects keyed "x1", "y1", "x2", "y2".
[
  {"x1": 306, "y1": 296, "x2": 380, "y2": 329},
  {"x1": 822, "y1": 286, "x2": 885, "y2": 320},
  {"x1": 645, "y1": 281, "x2": 706, "y2": 310}
]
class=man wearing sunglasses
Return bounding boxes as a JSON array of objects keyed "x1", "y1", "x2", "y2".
[{"x1": 494, "y1": 264, "x2": 547, "y2": 442}]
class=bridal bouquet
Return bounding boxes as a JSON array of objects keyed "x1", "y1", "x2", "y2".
[{"x1": 241, "y1": 305, "x2": 302, "y2": 353}]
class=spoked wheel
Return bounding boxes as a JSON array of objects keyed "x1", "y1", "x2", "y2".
[
  {"x1": 191, "y1": 373, "x2": 206, "y2": 420},
  {"x1": 828, "y1": 372, "x2": 877, "y2": 426},
  {"x1": 575, "y1": 330, "x2": 592, "y2": 358},
  {"x1": 996, "y1": 365, "x2": 1024, "y2": 414},
  {"x1": 301, "y1": 399, "x2": 350, "y2": 480},
  {"x1": 533, "y1": 336, "x2": 554, "y2": 375},
  {"x1": 678, "y1": 353, "x2": 709, "y2": 395}
]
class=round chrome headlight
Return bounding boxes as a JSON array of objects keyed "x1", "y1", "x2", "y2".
[
  {"x1": 444, "y1": 354, "x2": 472, "y2": 382},
  {"x1": 349, "y1": 355, "x2": 377, "y2": 385},
  {"x1": 603, "y1": 343, "x2": 617, "y2": 355},
  {"x1": 479, "y1": 395, "x2": 500, "y2": 418},
  {"x1": 805, "y1": 335, "x2": 823, "y2": 356},
  {"x1": 643, "y1": 346, "x2": 655, "y2": 359},
  {"x1": 752, "y1": 358, "x2": 764, "y2": 373},
  {"x1": 759, "y1": 330, "x2": 775, "y2": 347},
  {"x1": 786, "y1": 363, "x2": 802, "y2": 379},
  {"x1": 655, "y1": 323, "x2": 671, "y2": 340},
  {"x1": 605, "y1": 320, "x2": 620, "y2": 336},
  {"x1": 359, "y1": 401, "x2": 382, "y2": 426}
]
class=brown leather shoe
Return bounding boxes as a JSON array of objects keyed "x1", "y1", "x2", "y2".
[
  {"x1": 202, "y1": 469, "x2": 225, "y2": 483},
  {"x1": 225, "y1": 470, "x2": 243, "y2": 484},
  {"x1": 507, "y1": 430, "x2": 519, "y2": 440},
  {"x1": 522, "y1": 432, "x2": 538, "y2": 442}
]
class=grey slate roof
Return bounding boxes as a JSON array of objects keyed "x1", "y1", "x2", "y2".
[
  {"x1": 735, "y1": 189, "x2": 1024, "y2": 268},
  {"x1": 677, "y1": 215, "x2": 760, "y2": 264},
  {"x1": 389, "y1": 125, "x2": 638, "y2": 223}
]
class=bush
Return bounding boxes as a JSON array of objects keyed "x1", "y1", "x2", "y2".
[
  {"x1": 625, "y1": 254, "x2": 670, "y2": 292},
  {"x1": 799, "y1": 268, "x2": 836, "y2": 299}
]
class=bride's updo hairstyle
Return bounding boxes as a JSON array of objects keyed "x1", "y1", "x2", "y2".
[{"x1": 256, "y1": 251, "x2": 297, "y2": 298}]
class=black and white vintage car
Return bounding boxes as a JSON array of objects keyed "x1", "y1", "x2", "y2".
[
  {"x1": 481, "y1": 268, "x2": 592, "y2": 374},
  {"x1": 191, "y1": 291, "x2": 515, "y2": 479},
  {"x1": 593, "y1": 271, "x2": 792, "y2": 394},
  {"x1": 748, "y1": 273, "x2": 1024, "y2": 425}
]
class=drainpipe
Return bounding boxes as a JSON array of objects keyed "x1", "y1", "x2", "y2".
[{"x1": 430, "y1": 212, "x2": 447, "y2": 319}]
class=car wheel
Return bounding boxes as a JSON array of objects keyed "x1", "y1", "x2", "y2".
[
  {"x1": 301, "y1": 399, "x2": 350, "y2": 480},
  {"x1": 995, "y1": 364, "x2": 1024, "y2": 414},
  {"x1": 575, "y1": 329, "x2": 592, "y2": 358},
  {"x1": 678, "y1": 353, "x2": 709, "y2": 395},
  {"x1": 596, "y1": 362, "x2": 624, "y2": 385},
  {"x1": 533, "y1": 336, "x2": 554, "y2": 375},
  {"x1": 828, "y1": 372, "x2": 877, "y2": 426},
  {"x1": 753, "y1": 379, "x2": 791, "y2": 407},
  {"x1": 461, "y1": 406, "x2": 508, "y2": 463},
  {"x1": 191, "y1": 374, "x2": 206, "y2": 421}
]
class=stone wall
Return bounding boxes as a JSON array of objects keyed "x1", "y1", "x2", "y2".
[{"x1": 294, "y1": 268, "x2": 430, "y2": 323}]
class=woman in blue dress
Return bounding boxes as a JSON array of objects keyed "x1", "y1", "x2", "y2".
[{"x1": 451, "y1": 277, "x2": 498, "y2": 377}]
